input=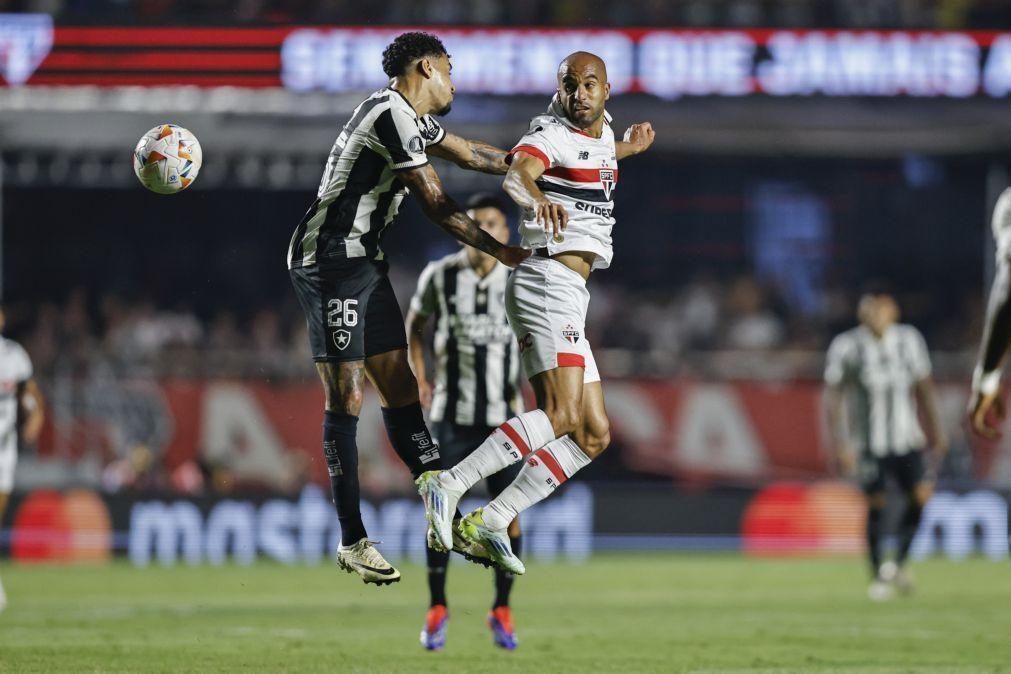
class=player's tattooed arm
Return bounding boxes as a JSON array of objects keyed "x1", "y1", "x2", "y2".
[
  {"x1": 399, "y1": 164, "x2": 529, "y2": 267},
  {"x1": 503, "y1": 151, "x2": 568, "y2": 240},
  {"x1": 427, "y1": 133, "x2": 509, "y2": 174},
  {"x1": 615, "y1": 122, "x2": 656, "y2": 160}
]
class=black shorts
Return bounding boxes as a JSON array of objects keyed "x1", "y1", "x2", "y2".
[
  {"x1": 858, "y1": 450, "x2": 926, "y2": 495},
  {"x1": 289, "y1": 259, "x2": 407, "y2": 362},
  {"x1": 432, "y1": 421, "x2": 522, "y2": 497}
]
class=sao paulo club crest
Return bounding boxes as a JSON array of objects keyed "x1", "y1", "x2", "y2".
[
  {"x1": 562, "y1": 324, "x2": 581, "y2": 344},
  {"x1": 599, "y1": 168, "x2": 616, "y2": 200}
]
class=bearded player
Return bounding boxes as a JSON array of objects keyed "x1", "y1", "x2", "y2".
[
  {"x1": 416, "y1": 52, "x2": 655, "y2": 573},
  {"x1": 288, "y1": 32, "x2": 528, "y2": 585}
]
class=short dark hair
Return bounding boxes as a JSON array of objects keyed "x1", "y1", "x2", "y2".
[
  {"x1": 465, "y1": 192, "x2": 508, "y2": 214},
  {"x1": 382, "y1": 32, "x2": 448, "y2": 78},
  {"x1": 860, "y1": 279, "x2": 895, "y2": 297}
]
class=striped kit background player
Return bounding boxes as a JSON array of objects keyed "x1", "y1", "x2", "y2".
[
  {"x1": 411, "y1": 251, "x2": 523, "y2": 427},
  {"x1": 287, "y1": 87, "x2": 446, "y2": 268},
  {"x1": 824, "y1": 323, "x2": 933, "y2": 457}
]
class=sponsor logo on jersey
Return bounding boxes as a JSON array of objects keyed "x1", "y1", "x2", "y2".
[
  {"x1": 420, "y1": 118, "x2": 442, "y2": 141},
  {"x1": 578, "y1": 151, "x2": 589, "y2": 160},
  {"x1": 562, "y1": 325, "x2": 581, "y2": 344},
  {"x1": 408, "y1": 135, "x2": 424, "y2": 153},
  {"x1": 574, "y1": 201, "x2": 613, "y2": 217},
  {"x1": 333, "y1": 329, "x2": 352, "y2": 350},
  {"x1": 599, "y1": 168, "x2": 615, "y2": 199}
]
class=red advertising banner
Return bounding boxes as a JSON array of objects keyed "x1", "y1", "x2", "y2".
[
  {"x1": 5, "y1": 15, "x2": 1011, "y2": 98},
  {"x1": 29, "y1": 378, "x2": 1008, "y2": 493}
]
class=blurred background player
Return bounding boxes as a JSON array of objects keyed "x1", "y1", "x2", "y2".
[
  {"x1": 824, "y1": 292, "x2": 947, "y2": 600},
  {"x1": 287, "y1": 31, "x2": 528, "y2": 585},
  {"x1": 417, "y1": 51, "x2": 655, "y2": 573},
  {"x1": 0, "y1": 304, "x2": 45, "y2": 611},
  {"x1": 969, "y1": 187, "x2": 1011, "y2": 437},
  {"x1": 407, "y1": 193, "x2": 525, "y2": 651}
]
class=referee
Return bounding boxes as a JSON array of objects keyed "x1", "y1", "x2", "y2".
[
  {"x1": 407, "y1": 193, "x2": 524, "y2": 651},
  {"x1": 825, "y1": 291, "x2": 947, "y2": 600}
]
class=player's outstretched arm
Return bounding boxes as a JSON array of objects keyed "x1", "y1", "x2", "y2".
[
  {"x1": 398, "y1": 164, "x2": 530, "y2": 267},
  {"x1": 503, "y1": 151, "x2": 568, "y2": 241},
  {"x1": 615, "y1": 122, "x2": 655, "y2": 161},
  {"x1": 427, "y1": 133, "x2": 509, "y2": 175}
]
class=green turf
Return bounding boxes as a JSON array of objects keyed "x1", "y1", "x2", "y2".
[{"x1": 0, "y1": 555, "x2": 1008, "y2": 673}]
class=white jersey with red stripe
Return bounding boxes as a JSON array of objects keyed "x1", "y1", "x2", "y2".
[{"x1": 507, "y1": 108, "x2": 618, "y2": 271}]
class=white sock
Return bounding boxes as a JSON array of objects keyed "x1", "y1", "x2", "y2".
[
  {"x1": 439, "y1": 410, "x2": 555, "y2": 493},
  {"x1": 482, "y1": 435, "x2": 591, "y2": 530}
]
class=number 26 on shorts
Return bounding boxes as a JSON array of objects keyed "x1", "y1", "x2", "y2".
[{"x1": 327, "y1": 298, "x2": 359, "y2": 327}]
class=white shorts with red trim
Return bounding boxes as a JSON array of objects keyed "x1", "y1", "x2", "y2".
[{"x1": 506, "y1": 255, "x2": 600, "y2": 384}]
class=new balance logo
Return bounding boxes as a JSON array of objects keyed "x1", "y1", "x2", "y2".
[{"x1": 578, "y1": 151, "x2": 589, "y2": 160}]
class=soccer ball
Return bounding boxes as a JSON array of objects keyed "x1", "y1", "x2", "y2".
[{"x1": 133, "y1": 124, "x2": 202, "y2": 194}]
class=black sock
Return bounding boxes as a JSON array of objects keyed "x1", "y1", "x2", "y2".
[
  {"x1": 427, "y1": 544, "x2": 450, "y2": 607},
  {"x1": 381, "y1": 403, "x2": 441, "y2": 478},
  {"x1": 382, "y1": 403, "x2": 464, "y2": 522},
  {"x1": 866, "y1": 507, "x2": 884, "y2": 577},
  {"x1": 323, "y1": 411, "x2": 367, "y2": 546},
  {"x1": 493, "y1": 534, "x2": 522, "y2": 609},
  {"x1": 896, "y1": 498, "x2": 924, "y2": 566}
]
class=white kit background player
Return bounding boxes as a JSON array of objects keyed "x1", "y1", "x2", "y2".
[
  {"x1": 969, "y1": 187, "x2": 1011, "y2": 437},
  {"x1": 417, "y1": 52, "x2": 655, "y2": 573},
  {"x1": 0, "y1": 304, "x2": 45, "y2": 611}
]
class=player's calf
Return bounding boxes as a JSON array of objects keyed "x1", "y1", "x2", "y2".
[
  {"x1": 432, "y1": 410, "x2": 555, "y2": 495},
  {"x1": 481, "y1": 435, "x2": 592, "y2": 534}
]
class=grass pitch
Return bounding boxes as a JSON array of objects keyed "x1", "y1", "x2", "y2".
[{"x1": 0, "y1": 555, "x2": 1008, "y2": 673}]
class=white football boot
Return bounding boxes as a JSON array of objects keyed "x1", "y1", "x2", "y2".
[
  {"x1": 416, "y1": 471, "x2": 462, "y2": 552},
  {"x1": 336, "y1": 539, "x2": 401, "y2": 586},
  {"x1": 458, "y1": 508, "x2": 525, "y2": 575}
]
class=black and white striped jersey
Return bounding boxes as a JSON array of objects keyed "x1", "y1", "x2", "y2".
[
  {"x1": 824, "y1": 324, "x2": 933, "y2": 457},
  {"x1": 287, "y1": 88, "x2": 446, "y2": 269},
  {"x1": 410, "y1": 251, "x2": 523, "y2": 427}
]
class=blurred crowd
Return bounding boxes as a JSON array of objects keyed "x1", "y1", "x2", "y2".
[
  {"x1": 5, "y1": 0, "x2": 1011, "y2": 29},
  {"x1": 6, "y1": 268, "x2": 982, "y2": 383},
  {"x1": 4, "y1": 271, "x2": 983, "y2": 495}
]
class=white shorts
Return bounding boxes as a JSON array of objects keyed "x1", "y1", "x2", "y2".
[
  {"x1": 506, "y1": 255, "x2": 600, "y2": 384},
  {"x1": 0, "y1": 444, "x2": 16, "y2": 493}
]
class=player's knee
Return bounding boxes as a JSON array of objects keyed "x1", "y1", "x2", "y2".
[
  {"x1": 325, "y1": 383, "x2": 364, "y2": 415},
  {"x1": 574, "y1": 416, "x2": 610, "y2": 459},
  {"x1": 545, "y1": 404, "x2": 580, "y2": 437}
]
